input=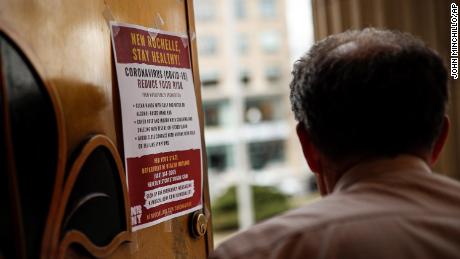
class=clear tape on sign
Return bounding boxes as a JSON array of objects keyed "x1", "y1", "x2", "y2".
[
  {"x1": 148, "y1": 12, "x2": 166, "y2": 40},
  {"x1": 102, "y1": 1, "x2": 118, "y2": 36},
  {"x1": 164, "y1": 220, "x2": 172, "y2": 233},
  {"x1": 204, "y1": 206, "x2": 211, "y2": 222},
  {"x1": 154, "y1": 12, "x2": 165, "y2": 29},
  {"x1": 180, "y1": 31, "x2": 194, "y2": 49}
]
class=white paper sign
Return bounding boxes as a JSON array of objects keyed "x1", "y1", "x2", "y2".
[{"x1": 110, "y1": 21, "x2": 203, "y2": 231}]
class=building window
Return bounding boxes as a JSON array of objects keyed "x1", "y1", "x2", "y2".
[
  {"x1": 248, "y1": 140, "x2": 284, "y2": 170},
  {"x1": 245, "y1": 96, "x2": 283, "y2": 123},
  {"x1": 234, "y1": 0, "x2": 246, "y2": 19},
  {"x1": 198, "y1": 36, "x2": 217, "y2": 56},
  {"x1": 260, "y1": 0, "x2": 276, "y2": 18},
  {"x1": 203, "y1": 100, "x2": 229, "y2": 127},
  {"x1": 260, "y1": 31, "x2": 280, "y2": 54},
  {"x1": 207, "y1": 145, "x2": 234, "y2": 172},
  {"x1": 200, "y1": 71, "x2": 220, "y2": 87},
  {"x1": 236, "y1": 33, "x2": 249, "y2": 55},
  {"x1": 194, "y1": 0, "x2": 215, "y2": 21},
  {"x1": 240, "y1": 69, "x2": 250, "y2": 85},
  {"x1": 265, "y1": 66, "x2": 281, "y2": 83}
]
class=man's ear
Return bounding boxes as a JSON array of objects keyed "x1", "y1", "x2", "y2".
[
  {"x1": 296, "y1": 123, "x2": 321, "y2": 173},
  {"x1": 430, "y1": 115, "x2": 450, "y2": 165}
]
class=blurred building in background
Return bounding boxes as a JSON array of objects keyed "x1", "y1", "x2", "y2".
[{"x1": 194, "y1": 0, "x2": 308, "y2": 199}]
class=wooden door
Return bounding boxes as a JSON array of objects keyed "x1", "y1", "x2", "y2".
[{"x1": 0, "y1": 0, "x2": 212, "y2": 258}]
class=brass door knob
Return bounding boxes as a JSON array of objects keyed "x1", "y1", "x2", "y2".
[{"x1": 190, "y1": 211, "x2": 208, "y2": 238}]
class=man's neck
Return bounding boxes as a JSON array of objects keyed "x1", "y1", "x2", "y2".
[{"x1": 318, "y1": 152, "x2": 431, "y2": 196}]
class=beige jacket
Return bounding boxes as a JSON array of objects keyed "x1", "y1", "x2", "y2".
[{"x1": 210, "y1": 155, "x2": 460, "y2": 259}]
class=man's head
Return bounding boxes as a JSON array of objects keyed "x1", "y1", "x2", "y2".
[{"x1": 290, "y1": 28, "x2": 449, "y2": 193}]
